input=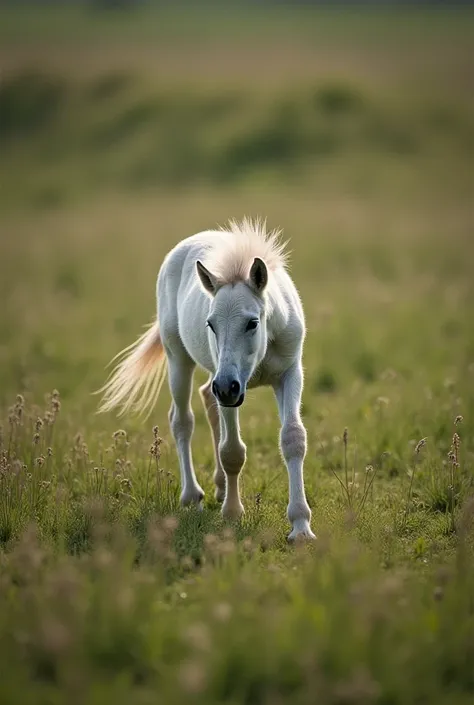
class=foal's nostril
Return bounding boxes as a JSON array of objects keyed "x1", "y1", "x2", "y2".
[{"x1": 212, "y1": 378, "x2": 241, "y2": 406}]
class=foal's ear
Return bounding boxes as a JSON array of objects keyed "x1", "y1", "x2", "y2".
[
  {"x1": 249, "y1": 257, "x2": 268, "y2": 293},
  {"x1": 196, "y1": 260, "x2": 219, "y2": 295}
]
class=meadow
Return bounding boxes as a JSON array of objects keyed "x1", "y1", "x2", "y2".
[{"x1": 0, "y1": 5, "x2": 473, "y2": 704}]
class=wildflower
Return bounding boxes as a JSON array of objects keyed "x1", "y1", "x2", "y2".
[{"x1": 454, "y1": 415, "x2": 463, "y2": 425}]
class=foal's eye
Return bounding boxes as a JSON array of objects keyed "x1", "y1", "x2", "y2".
[
  {"x1": 246, "y1": 319, "x2": 259, "y2": 332},
  {"x1": 206, "y1": 320, "x2": 216, "y2": 334}
]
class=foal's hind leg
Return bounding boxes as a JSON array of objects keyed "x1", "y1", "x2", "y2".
[
  {"x1": 199, "y1": 377, "x2": 226, "y2": 502},
  {"x1": 167, "y1": 353, "x2": 204, "y2": 507}
]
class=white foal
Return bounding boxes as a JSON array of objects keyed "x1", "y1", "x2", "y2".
[{"x1": 99, "y1": 218, "x2": 314, "y2": 540}]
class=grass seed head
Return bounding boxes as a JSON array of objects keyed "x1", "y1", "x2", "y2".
[
  {"x1": 113, "y1": 429, "x2": 127, "y2": 439},
  {"x1": 15, "y1": 395, "x2": 25, "y2": 421},
  {"x1": 43, "y1": 411, "x2": 54, "y2": 425},
  {"x1": 415, "y1": 437, "x2": 427, "y2": 454},
  {"x1": 343, "y1": 427, "x2": 348, "y2": 446},
  {"x1": 51, "y1": 389, "x2": 61, "y2": 416}
]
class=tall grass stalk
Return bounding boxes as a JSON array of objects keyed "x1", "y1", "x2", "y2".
[{"x1": 402, "y1": 437, "x2": 427, "y2": 529}]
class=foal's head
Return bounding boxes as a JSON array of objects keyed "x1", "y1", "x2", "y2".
[{"x1": 196, "y1": 257, "x2": 269, "y2": 407}]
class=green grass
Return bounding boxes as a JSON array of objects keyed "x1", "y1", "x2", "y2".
[{"x1": 0, "y1": 6, "x2": 473, "y2": 704}]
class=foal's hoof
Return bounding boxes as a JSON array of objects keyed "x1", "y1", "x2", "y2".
[
  {"x1": 287, "y1": 521, "x2": 316, "y2": 543},
  {"x1": 180, "y1": 488, "x2": 205, "y2": 510}
]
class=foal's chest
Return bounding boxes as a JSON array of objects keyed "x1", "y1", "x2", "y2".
[{"x1": 248, "y1": 340, "x2": 293, "y2": 389}]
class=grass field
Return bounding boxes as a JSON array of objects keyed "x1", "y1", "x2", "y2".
[{"x1": 0, "y1": 5, "x2": 473, "y2": 704}]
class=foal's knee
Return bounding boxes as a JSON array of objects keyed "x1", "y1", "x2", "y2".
[
  {"x1": 281, "y1": 418, "x2": 307, "y2": 463},
  {"x1": 219, "y1": 440, "x2": 246, "y2": 477},
  {"x1": 169, "y1": 404, "x2": 194, "y2": 441}
]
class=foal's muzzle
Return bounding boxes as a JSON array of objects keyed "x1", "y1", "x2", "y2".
[{"x1": 212, "y1": 378, "x2": 245, "y2": 408}]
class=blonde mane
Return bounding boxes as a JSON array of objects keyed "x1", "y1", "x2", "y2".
[{"x1": 202, "y1": 217, "x2": 289, "y2": 287}]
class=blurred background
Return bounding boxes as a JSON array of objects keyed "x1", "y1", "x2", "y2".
[{"x1": 0, "y1": 1, "x2": 472, "y2": 427}]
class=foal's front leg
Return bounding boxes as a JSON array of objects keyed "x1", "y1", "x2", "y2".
[
  {"x1": 273, "y1": 362, "x2": 315, "y2": 541},
  {"x1": 218, "y1": 406, "x2": 246, "y2": 520},
  {"x1": 167, "y1": 355, "x2": 205, "y2": 507},
  {"x1": 199, "y1": 377, "x2": 226, "y2": 502}
]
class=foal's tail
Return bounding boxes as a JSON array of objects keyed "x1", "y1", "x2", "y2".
[{"x1": 97, "y1": 319, "x2": 167, "y2": 418}]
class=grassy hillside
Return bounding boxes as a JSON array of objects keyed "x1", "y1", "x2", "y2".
[{"x1": 0, "y1": 6, "x2": 473, "y2": 704}]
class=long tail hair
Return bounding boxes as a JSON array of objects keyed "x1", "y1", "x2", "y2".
[{"x1": 97, "y1": 319, "x2": 167, "y2": 418}]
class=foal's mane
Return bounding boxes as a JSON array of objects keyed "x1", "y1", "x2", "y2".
[{"x1": 202, "y1": 217, "x2": 289, "y2": 287}]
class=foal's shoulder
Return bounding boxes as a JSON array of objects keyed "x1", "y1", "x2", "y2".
[{"x1": 269, "y1": 267, "x2": 304, "y2": 329}]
